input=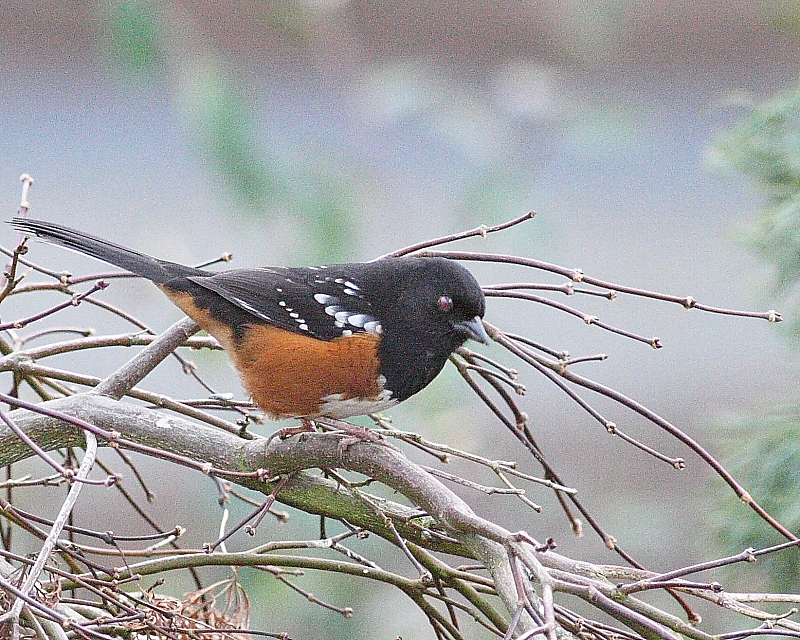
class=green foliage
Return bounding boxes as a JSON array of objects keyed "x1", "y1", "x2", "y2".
[
  {"x1": 711, "y1": 85, "x2": 800, "y2": 334},
  {"x1": 772, "y1": 1, "x2": 800, "y2": 35},
  {"x1": 713, "y1": 88, "x2": 800, "y2": 203},
  {"x1": 100, "y1": 1, "x2": 357, "y2": 251},
  {"x1": 260, "y1": 0, "x2": 319, "y2": 43},
  {"x1": 710, "y1": 84, "x2": 800, "y2": 592},
  {"x1": 177, "y1": 67, "x2": 285, "y2": 211},
  {"x1": 300, "y1": 176, "x2": 357, "y2": 264},
  {"x1": 105, "y1": 0, "x2": 165, "y2": 77},
  {"x1": 712, "y1": 413, "x2": 800, "y2": 592}
]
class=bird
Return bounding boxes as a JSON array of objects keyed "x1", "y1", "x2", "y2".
[{"x1": 10, "y1": 218, "x2": 490, "y2": 421}]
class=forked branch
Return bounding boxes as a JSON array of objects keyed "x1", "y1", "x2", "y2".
[{"x1": 0, "y1": 207, "x2": 795, "y2": 639}]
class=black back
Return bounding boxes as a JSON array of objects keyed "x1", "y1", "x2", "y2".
[{"x1": 11, "y1": 218, "x2": 486, "y2": 402}]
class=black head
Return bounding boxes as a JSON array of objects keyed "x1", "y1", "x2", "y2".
[{"x1": 356, "y1": 257, "x2": 488, "y2": 401}]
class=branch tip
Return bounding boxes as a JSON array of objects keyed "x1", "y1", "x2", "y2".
[{"x1": 18, "y1": 174, "x2": 34, "y2": 211}]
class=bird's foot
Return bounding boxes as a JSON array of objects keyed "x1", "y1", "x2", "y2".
[
  {"x1": 319, "y1": 417, "x2": 401, "y2": 453},
  {"x1": 264, "y1": 418, "x2": 317, "y2": 447}
]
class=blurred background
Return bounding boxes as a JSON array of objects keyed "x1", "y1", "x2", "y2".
[{"x1": 2, "y1": 1, "x2": 800, "y2": 637}]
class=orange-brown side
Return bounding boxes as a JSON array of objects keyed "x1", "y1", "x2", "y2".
[
  {"x1": 233, "y1": 324, "x2": 383, "y2": 418},
  {"x1": 162, "y1": 287, "x2": 384, "y2": 419},
  {"x1": 162, "y1": 289, "x2": 238, "y2": 351}
]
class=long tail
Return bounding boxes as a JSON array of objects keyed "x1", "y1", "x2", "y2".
[{"x1": 9, "y1": 218, "x2": 204, "y2": 284}]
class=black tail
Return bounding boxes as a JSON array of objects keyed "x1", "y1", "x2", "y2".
[{"x1": 9, "y1": 218, "x2": 205, "y2": 284}]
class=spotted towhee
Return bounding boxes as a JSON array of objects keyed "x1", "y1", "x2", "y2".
[{"x1": 10, "y1": 218, "x2": 490, "y2": 420}]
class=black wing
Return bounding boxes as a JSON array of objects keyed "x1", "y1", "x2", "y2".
[{"x1": 187, "y1": 266, "x2": 383, "y2": 341}]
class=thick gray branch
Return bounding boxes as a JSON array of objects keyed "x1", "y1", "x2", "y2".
[
  {"x1": 0, "y1": 392, "x2": 545, "y2": 635},
  {"x1": 94, "y1": 316, "x2": 200, "y2": 398}
]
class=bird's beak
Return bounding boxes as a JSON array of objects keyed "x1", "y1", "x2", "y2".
[{"x1": 459, "y1": 316, "x2": 491, "y2": 345}]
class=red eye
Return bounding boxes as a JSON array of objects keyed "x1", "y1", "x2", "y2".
[{"x1": 438, "y1": 295, "x2": 454, "y2": 312}]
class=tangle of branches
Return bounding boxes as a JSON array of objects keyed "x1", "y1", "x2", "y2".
[{"x1": 0, "y1": 176, "x2": 797, "y2": 640}]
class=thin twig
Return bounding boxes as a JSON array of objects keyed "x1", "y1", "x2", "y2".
[
  {"x1": 376, "y1": 211, "x2": 536, "y2": 259},
  {"x1": 0, "y1": 281, "x2": 109, "y2": 332},
  {"x1": 418, "y1": 250, "x2": 781, "y2": 322},
  {"x1": 1, "y1": 431, "x2": 98, "y2": 624}
]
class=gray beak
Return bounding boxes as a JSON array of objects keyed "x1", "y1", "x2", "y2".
[{"x1": 458, "y1": 316, "x2": 491, "y2": 345}]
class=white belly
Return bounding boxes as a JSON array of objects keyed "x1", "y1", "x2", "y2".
[{"x1": 316, "y1": 391, "x2": 398, "y2": 419}]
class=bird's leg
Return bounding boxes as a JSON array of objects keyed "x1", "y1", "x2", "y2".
[
  {"x1": 267, "y1": 418, "x2": 400, "y2": 453},
  {"x1": 273, "y1": 418, "x2": 318, "y2": 440},
  {"x1": 317, "y1": 417, "x2": 401, "y2": 453}
]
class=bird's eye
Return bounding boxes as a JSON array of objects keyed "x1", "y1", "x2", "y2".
[{"x1": 438, "y1": 295, "x2": 454, "y2": 312}]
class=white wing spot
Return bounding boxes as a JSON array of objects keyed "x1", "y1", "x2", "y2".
[
  {"x1": 278, "y1": 301, "x2": 286, "y2": 307},
  {"x1": 346, "y1": 314, "x2": 371, "y2": 328},
  {"x1": 325, "y1": 307, "x2": 380, "y2": 332},
  {"x1": 298, "y1": 323, "x2": 309, "y2": 331},
  {"x1": 363, "y1": 320, "x2": 382, "y2": 335},
  {"x1": 341, "y1": 329, "x2": 353, "y2": 337},
  {"x1": 314, "y1": 293, "x2": 338, "y2": 304},
  {"x1": 343, "y1": 288, "x2": 358, "y2": 296},
  {"x1": 344, "y1": 280, "x2": 360, "y2": 291}
]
